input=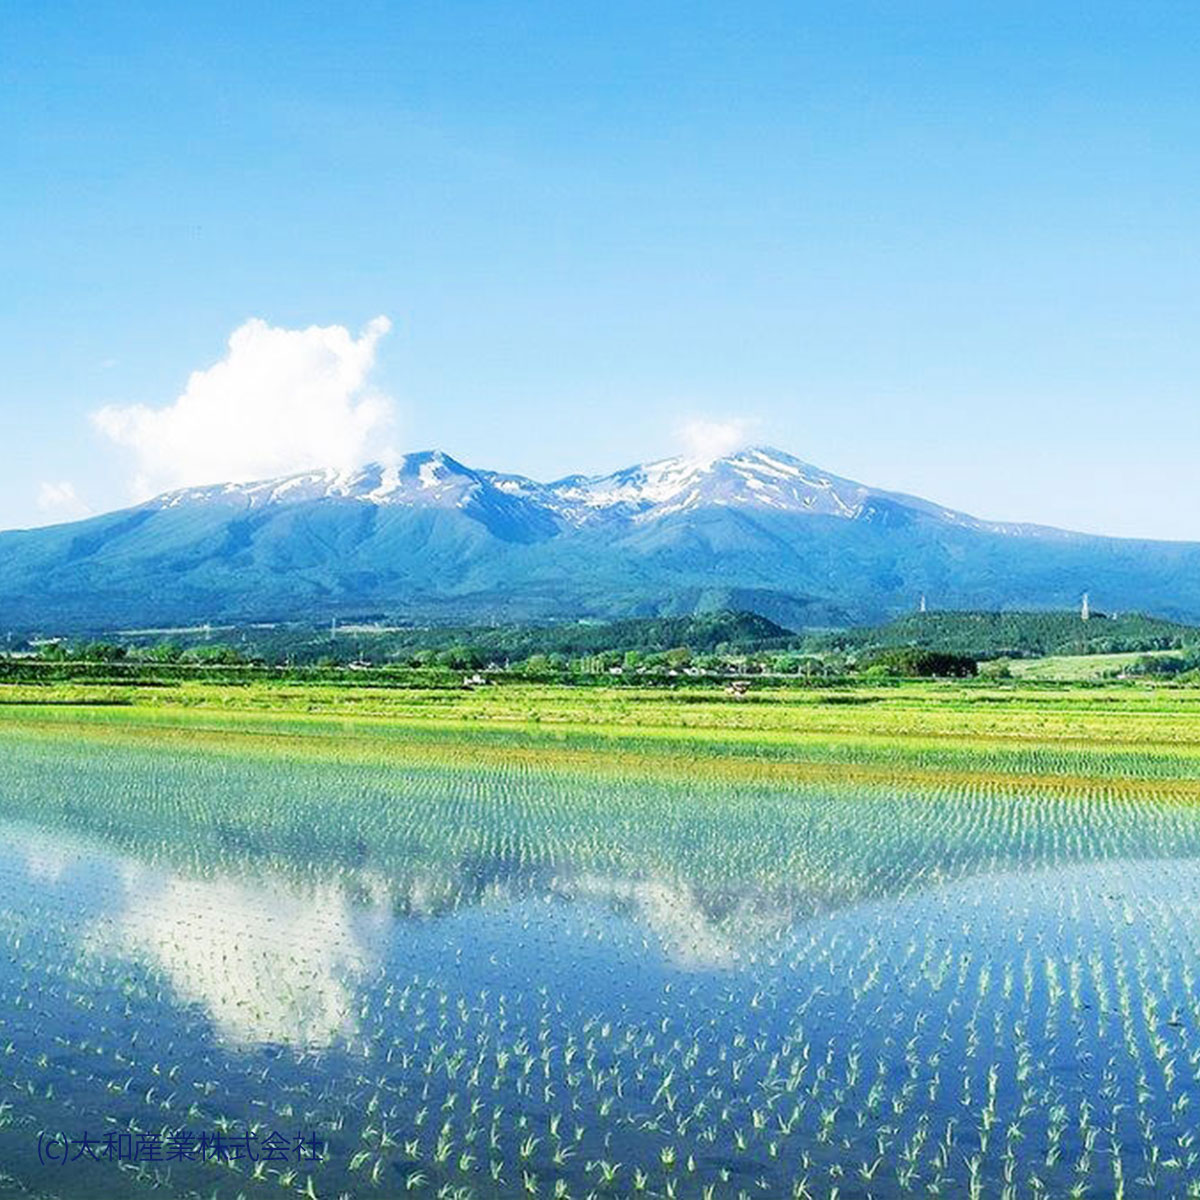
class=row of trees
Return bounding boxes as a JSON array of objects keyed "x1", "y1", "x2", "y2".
[
  {"x1": 17, "y1": 609, "x2": 1194, "y2": 680},
  {"x1": 26, "y1": 638, "x2": 984, "y2": 679},
  {"x1": 35, "y1": 641, "x2": 252, "y2": 666}
]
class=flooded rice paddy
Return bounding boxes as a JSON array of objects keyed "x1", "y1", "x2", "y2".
[{"x1": 4, "y1": 726, "x2": 1200, "y2": 1197}]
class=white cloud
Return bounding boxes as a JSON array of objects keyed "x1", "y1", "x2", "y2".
[
  {"x1": 678, "y1": 415, "x2": 760, "y2": 463},
  {"x1": 92, "y1": 316, "x2": 396, "y2": 496},
  {"x1": 36, "y1": 480, "x2": 91, "y2": 521}
]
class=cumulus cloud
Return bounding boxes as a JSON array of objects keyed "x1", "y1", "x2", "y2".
[
  {"x1": 678, "y1": 415, "x2": 760, "y2": 464},
  {"x1": 92, "y1": 316, "x2": 397, "y2": 496},
  {"x1": 37, "y1": 480, "x2": 92, "y2": 522}
]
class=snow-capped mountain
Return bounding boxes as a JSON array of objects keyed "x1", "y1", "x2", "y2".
[
  {"x1": 534, "y1": 447, "x2": 1061, "y2": 536},
  {"x1": 157, "y1": 452, "x2": 491, "y2": 512},
  {"x1": 2, "y1": 446, "x2": 1198, "y2": 631},
  {"x1": 148, "y1": 446, "x2": 1064, "y2": 539},
  {"x1": 155, "y1": 452, "x2": 562, "y2": 544}
]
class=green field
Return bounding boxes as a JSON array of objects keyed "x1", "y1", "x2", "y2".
[
  {"x1": 7, "y1": 678, "x2": 1200, "y2": 790},
  {"x1": 5, "y1": 681, "x2": 1200, "y2": 1199},
  {"x1": 998, "y1": 649, "x2": 1184, "y2": 682}
]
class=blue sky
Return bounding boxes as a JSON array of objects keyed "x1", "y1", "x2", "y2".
[{"x1": 2, "y1": 2, "x2": 1199, "y2": 537}]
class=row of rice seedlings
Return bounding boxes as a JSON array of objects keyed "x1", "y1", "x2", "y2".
[{"x1": 11, "y1": 733, "x2": 1200, "y2": 916}]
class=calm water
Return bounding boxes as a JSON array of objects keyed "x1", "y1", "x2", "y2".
[{"x1": 3, "y1": 729, "x2": 1200, "y2": 1198}]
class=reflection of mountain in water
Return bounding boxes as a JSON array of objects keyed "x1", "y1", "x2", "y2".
[
  {"x1": 4, "y1": 816, "x2": 1200, "y2": 1200},
  {"x1": 8, "y1": 730, "x2": 1200, "y2": 1022},
  {"x1": 6, "y1": 776, "x2": 1200, "y2": 1055},
  {"x1": 9, "y1": 729, "x2": 1200, "y2": 934}
]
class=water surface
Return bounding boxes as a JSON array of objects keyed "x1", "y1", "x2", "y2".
[{"x1": 2, "y1": 729, "x2": 1200, "y2": 1197}]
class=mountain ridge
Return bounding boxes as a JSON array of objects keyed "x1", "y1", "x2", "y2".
[
  {"x1": 3, "y1": 445, "x2": 1200, "y2": 632},
  {"x1": 135, "y1": 445, "x2": 1076, "y2": 541}
]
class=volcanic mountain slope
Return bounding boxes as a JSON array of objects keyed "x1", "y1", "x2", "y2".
[{"x1": 3, "y1": 447, "x2": 1200, "y2": 631}]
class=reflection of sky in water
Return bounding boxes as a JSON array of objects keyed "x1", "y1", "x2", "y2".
[
  {"x1": 0, "y1": 826, "x2": 388, "y2": 1048},
  {"x1": 105, "y1": 873, "x2": 382, "y2": 1046}
]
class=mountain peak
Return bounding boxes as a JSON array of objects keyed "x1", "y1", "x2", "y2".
[
  {"x1": 150, "y1": 451, "x2": 485, "y2": 511},
  {"x1": 545, "y1": 444, "x2": 876, "y2": 522}
]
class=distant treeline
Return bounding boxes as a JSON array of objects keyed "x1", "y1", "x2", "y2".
[
  {"x1": 807, "y1": 610, "x2": 1199, "y2": 660},
  {"x1": 15, "y1": 611, "x2": 797, "y2": 669},
  {"x1": 4, "y1": 608, "x2": 1197, "y2": 683}
]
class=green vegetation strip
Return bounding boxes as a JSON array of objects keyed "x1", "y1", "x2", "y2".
[{"x1": 5, "y1": 680, "x2": 1200, "y2": 796}]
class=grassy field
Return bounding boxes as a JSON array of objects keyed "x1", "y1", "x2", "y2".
[
  {"x1": 5, "y1": 677, "x2": 1200, "y2": 796},
  {"x1": 1000, "y1": 647, "x2": 1182, "y2": 681}
]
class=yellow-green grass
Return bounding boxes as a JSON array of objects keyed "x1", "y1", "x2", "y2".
[{"x1": 5, "y1": 678, "x2": 1200, "y2": 798}]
